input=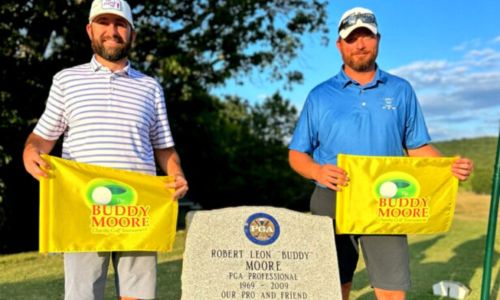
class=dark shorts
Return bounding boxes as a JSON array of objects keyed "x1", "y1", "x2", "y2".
[{"x1": 310, "y1": 186, "x2": 411, "y2": 291}]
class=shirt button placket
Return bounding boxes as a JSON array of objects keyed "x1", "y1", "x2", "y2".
[
  {"x1": 360, "y1": 89, "x2": 366, "y2": 107},
  {"x1": 109, "y1": 74, "x2": 114, "y2": 106}
]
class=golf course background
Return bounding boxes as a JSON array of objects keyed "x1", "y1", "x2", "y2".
[
  {"x1": 0, "y1": 136, "x2": 498, "y2": 299},
  {"x1": 1, "y1": 193, "x2": 498, "y2": 300}
]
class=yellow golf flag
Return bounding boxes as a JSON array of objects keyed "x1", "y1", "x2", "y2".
[
  {"x1": 39, "y1": 155, "x2": 178, "y2": 253},
  {"x1": 336, "y1": 154, "x2": 458, "y2": 235}
]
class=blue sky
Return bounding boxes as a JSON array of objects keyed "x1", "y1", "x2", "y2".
[{"x1": 213, "y1": 0, "x2": 500, "y2": 141}]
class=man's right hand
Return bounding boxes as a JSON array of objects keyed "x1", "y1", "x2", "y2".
[
  {"x1": 22, "y1": 133, "x2": 56, "y2": 180},
  {"x1": 312, "y1": 164, "x2": 349, "y2": 191},
  {"x1": 289, "y1": 150, "x2": 350, "y2": 191}
]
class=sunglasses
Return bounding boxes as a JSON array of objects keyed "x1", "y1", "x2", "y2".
[{"x1": 338, "y1": 13, "x2": 377, "y2": 32}]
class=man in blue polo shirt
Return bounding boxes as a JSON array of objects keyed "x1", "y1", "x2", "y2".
[{"x1": 288, "y1": 7, "x2": 474, "y2": 300}]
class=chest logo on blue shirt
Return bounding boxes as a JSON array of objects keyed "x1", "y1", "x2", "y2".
[{"x1": 382, "y1": 97, "x2": 396, "y2": 110}]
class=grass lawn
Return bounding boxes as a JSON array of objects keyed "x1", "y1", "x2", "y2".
[
  {"x1": 0, "y1": 192, "x2": 499, "y2": 299},
  {"x1": 351, "y1": 192, "x2": 500, "y2": 300}
]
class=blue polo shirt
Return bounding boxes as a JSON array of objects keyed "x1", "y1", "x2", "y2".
[{"x1": 289, "y1": 67, "x2": 431, "y2": 166}]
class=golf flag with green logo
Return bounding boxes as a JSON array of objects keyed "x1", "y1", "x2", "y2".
[
  {"x1": 39, "y1": 155, "x2": 178, "y2": 253},
  {"x1": 336, "y1": 154, "x2": 458, "y2": 234}
]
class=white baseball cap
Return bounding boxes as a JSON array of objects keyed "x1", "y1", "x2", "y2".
[
  {"x1": 89, "y1": 0, "x2": 134, "y2": 29},
  {"x1": 338, "y1": 7, "x2": 377, "y2": 39}
]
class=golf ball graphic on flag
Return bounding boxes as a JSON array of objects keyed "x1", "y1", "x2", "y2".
[
  {"x1": 379, "y1": 181, "x2": 398, "y2": 198},
  {"x1": 373, "y1": 172, "x2": 420, "y2": 199},
  {"x1": 86, "y1": 178, "x2": 137, "y2": 206},
  {"x1": 92, "y1": 186, "x2": 113, "y2": 204}
]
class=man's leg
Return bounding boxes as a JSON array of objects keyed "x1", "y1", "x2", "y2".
[
  {"x1": 64, "y1": 252, "x2": 110, "y2": 300},
  {"x1": 360, "y1": 235, "x2": 410, "y2": 300},
  {"x1": 310, "y1": 186, "x2": 360, "y2": 299},
  {"x1": 341, "y1": 282, "x2": 353, "y2": 300},
  {"x1": 374, "y1": 288, "x2": 405, "y2": 300},
  {"x1": 334, "y1": 233, "x2": 360, "y2": 300},
  {"x1": 113, "y1": 251, "x2": 157, "y2": 300}
]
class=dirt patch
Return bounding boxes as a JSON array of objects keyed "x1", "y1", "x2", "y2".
[{"x1": 454, "y1": 191, "x2": 497, "y2": 220}]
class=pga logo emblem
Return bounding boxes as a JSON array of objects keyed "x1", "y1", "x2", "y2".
[{"x1": 244, "y1": 213, "x2": 280, "y2": 246}]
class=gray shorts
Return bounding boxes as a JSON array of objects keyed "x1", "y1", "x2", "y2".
[
  {"x1": 64, "y1": 251, "x2": 157, "y2": 300},
  {"x1": 311, "y1": 186, "x2": 411, "y2": 291}
]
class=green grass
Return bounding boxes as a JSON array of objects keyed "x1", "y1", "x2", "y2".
[
  {"x1": 350, "y1": 218, "x2": 500, "y2": 300},
  {"x1": 0, "y1": 231, "x2": 186, "y2": 300},
  {"x1": 1, "y1": 218, "x2": 499, "y2": 299},
  {"x1": 433, "y1": 136, "x2": 498, "y2": 194}
]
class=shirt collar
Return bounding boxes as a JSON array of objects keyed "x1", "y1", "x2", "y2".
[
  {"x1": 337, "y1": 64, "x2": 387, "y2": 88},
  {"x1": 89, "y1": 55, "x2": 132, "y2": 77}
]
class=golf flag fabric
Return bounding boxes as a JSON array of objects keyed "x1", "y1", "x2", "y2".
[
  {"x1": 336, "y1": 154, "x2": 458, "y2": 235},
  {"x1": 39, "y1": 155, "x2": 178, "y2": 253}
]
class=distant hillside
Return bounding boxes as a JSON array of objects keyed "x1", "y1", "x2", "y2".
[{"x1": 433, "y1": 136, "x2": 498, "y2": 194}]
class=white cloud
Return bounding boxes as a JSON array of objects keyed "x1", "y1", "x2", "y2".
[
  {"x1": 389, "y1": 39, "x2": 500, "y2": 141},
  {"x1": 462, "y1": 48, "x2": 500, "y2": 68},
  {"x1": 452, "y1": 38, "x2": 482, "y2": 51}
]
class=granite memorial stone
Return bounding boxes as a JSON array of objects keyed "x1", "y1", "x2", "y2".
[{"x1": 181, "y1": 206, "x2": 342, "y2": 299}]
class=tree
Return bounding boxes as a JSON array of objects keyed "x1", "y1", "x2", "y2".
[
  {"x1": 132, "y1": 1, "x2": 328, "y2": 97},
  {"x1": 0, "y1": 0, "x2": 328, "y2": 253},
  {"x1": 177, "y1": 93, "x2": 313, "y2": 210}
]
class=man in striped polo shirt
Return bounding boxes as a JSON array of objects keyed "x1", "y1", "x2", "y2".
[{"x1": 22, "y1": 0, "x2": 188, "y2": 299}]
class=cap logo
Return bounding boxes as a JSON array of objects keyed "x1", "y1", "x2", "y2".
[{"x1": 102, "y1": 0, "x2": 122, "y2": 11}]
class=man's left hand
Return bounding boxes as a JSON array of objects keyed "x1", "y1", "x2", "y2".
[
  {"x1": 167, "y1": 175, "x2": 188, "y2": 200},
  {"x1": 451, "y1": 157, "x2": 474, "y2": 181}
]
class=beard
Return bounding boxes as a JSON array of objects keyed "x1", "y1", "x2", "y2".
[
  {"x1": 342, "y1": 48, "x2": 378, "y2": 72},
  {"x1": 90, "y1": 33, "x2": 132, "y2": 62}
]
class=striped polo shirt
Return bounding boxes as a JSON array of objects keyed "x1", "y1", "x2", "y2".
[{"x1": 34, "y1": 56, "x2": 174, "y2": 175}]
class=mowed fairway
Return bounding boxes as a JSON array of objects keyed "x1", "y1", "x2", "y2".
[{"x1": 0, "y1": 192, "x2": 498, "y2": 299}]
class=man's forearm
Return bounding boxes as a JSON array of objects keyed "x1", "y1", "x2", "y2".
[
  {"x1": 288, "y1": 149, "x2": 321, "y2": 181},
  {"x1": 154, "y1": 147, "x2": 185, "y2": 177}
]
